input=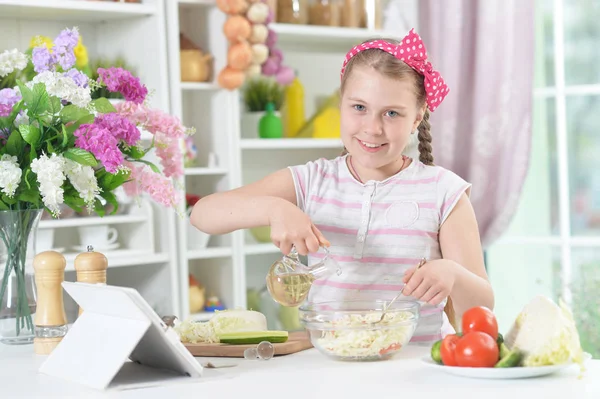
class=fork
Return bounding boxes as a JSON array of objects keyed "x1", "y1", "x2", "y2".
[{"x1": 372, "y1": 257, "x2": 427, "y2": 325}]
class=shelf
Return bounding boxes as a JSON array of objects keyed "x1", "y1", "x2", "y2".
[
  {"x1": 244, "y1": 243, "x2": 279, "y2": 255},
  {"x1": 270, "y1": 23, "x2": 391, "y2": 48},
  {"x1": 240, "y1": 138, "x2": 343, "y2": 150},
  {"x1": 184, "y1": 167, "x2": 228, "y2": 176},
  {"x1": 0, "y1": 0, "x2": 157, "y2": 22},
  {"x1": 188, "y1": 311, "x2": 215, "y2": 322},
  {"x1": 178, "y1": 0, "x2": 214, "y2": 6},
  {"x1": 39, "y1": 214, "x2": 148, "y2": 229},
  {"x1": 187, "y1": 246, "x2": 232, "y2": 260},
  {"x1": 180, "y1": 82, "x2": 220, "y2": 91},
  {"x1": 62, "y1": 250, "x2": 170, "y2": 271}
]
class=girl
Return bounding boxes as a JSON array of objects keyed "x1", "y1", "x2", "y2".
[{"x1": 191, "y1": 28, "x2": 494, "y2": 343}]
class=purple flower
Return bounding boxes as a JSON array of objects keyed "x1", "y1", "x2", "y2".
[
  {"x1": 95, "y1": 113, "x2": 141, "y2": 146},
  {"x1": 73, "y1": 124, "x2": 124, "y2": 173},
  {"x1": 0, "y1": 88, "x2": 21, "y2": 117},
  {"x1": 0, "y1": 105, "x2": 11, "y2": 118},
  {"x1": 97, "y1": 67, "x2": 148, "y2": 104},
  {"x1": 51, "y1": 28, "x2": 79, "y2": 71},
  {"x1": 32, "y1": 46, "x2": 53, "y2": 73},
  {"x1": 64, "y1": 68, "x2": 88, "y2": 87},
  {"x1": 54, "y1": 28, "x2": 79, "y2": 49}
]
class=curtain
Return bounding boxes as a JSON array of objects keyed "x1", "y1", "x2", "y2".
[{"x1": 418, "y1": 0, "x2": 536, "y2": 247}]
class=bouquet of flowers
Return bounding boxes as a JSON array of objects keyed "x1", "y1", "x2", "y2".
[{"x1": 0, "y1": 26, "x2": 192, "y2": 342}]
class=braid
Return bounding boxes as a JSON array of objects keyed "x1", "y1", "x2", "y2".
[{"x1": 417, "y1": 109, "x2": 434, "y2": 165}]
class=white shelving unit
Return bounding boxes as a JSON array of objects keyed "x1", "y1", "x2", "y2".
[
  {"x1": 165, "y1": 0, "x2": 402, "y2": 327},
  {"x1": 0, "y1": 0, "x2": 181, "y2": 320}
]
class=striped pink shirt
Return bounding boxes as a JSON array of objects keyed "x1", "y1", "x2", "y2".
[{"x1": 289, "y1": 154, "x2": 471, "y2": 344}]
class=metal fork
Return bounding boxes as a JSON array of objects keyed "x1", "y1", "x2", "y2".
[{"x1": 372, "y1": 257, "x2": 426, "y2": 325}]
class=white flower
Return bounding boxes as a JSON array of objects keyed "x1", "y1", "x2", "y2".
[
  {"x1": 0, "y1": 154, "x2": 22, "y2": 197},
  {"x1": 64, "y1": 158, "x2": 100, "y2": 209},
  {"x1": 30, "y1": 153, "x2": 66, "y2": 217},
  {"x1": 13, "y1": 111, "x2": 30, "y2": 128},
  {"x1": 0, "y1": 49, "x2": 28, "y2": 77},
  {"x1": 29, "y1": 70, "x2": 92, "y2": 108}
]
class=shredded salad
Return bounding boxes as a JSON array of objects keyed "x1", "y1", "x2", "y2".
[{"x1": 314, "y1": 311, "x2": 415, "y2": 359}]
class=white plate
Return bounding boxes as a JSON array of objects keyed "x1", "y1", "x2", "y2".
[
  {"x1": 421, "y1": 352, "x2": 591, "y2": 379},
  {"x1": 72, "y1": 242, "x2": 120, "y2": 252}
]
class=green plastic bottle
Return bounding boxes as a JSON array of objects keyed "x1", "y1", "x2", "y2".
[{"x1": 258, "y1": 102, "x2": 283, "y2": 139}]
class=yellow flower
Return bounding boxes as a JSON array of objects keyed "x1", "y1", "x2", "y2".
[
  {"x1": 74, "y1": 37, "x2": 88, "y2": 68},
  {"x1": 30, "y1": 35, "x2": 53, "y2": 51}
]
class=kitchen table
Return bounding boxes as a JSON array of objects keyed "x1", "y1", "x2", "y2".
[{"x1": 1, "y1": 343, "x2": 598, "y2": 398}]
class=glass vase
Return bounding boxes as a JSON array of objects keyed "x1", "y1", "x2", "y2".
[{"x1": 0, "y1": 209, "x2": 42, "y2": 345}]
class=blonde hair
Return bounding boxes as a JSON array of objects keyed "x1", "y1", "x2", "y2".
[{"x1": 340, "y1": 40, "x2": 458, "y2": 330}]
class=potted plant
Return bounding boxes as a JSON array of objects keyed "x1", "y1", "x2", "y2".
[
  {"x1": 0, "y1": 26, "x2": 193, "y2": 345},
  {"x1": 240, "y1": 76, "x2": 284, "y2": 138}
]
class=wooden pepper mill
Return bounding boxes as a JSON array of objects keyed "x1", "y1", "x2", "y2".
[
  {"x1": 74, "y1": 245, "x2": 108, "y2": 316},
  {"x1": 33, "y1": 250, "x2": 68, "y2": 355}
]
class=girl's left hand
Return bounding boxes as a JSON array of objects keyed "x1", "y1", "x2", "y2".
[{"x1": 401, "y1": 259, "x2": 457, "y2": 305}]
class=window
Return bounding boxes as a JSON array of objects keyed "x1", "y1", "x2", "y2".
[{"x1": 487, "y1": 0, "x2": 600, "y2": 357}]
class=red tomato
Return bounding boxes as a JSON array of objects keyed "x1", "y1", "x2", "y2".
[
  {"x1": 440, "y1": 334, "x2": 460, "y2": 366},
  {"x1": 454, "y1": 331, "x2": 499, "y2": 368},
  {"x1": 461, "y1": 306, "x2": 498, "y2": 340}
]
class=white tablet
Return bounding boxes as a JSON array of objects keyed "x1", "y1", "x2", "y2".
[{"x1": 40, "y1": 282, "x2": 203, "y2": 391}]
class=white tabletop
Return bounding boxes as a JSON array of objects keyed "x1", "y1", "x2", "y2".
[{"x1": 1, "y1": 343, "x2": 599, "y2": 399}]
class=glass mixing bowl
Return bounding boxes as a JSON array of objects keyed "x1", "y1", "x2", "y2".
[{"x1": 299, "y1": 299, "x2": 420, "y2": 361}]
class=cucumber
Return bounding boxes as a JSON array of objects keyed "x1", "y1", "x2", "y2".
[
  {"x1": 218, "y1": 330, "x2": 289, "y2": 344},
  {"x1": 499, "y1": 342, "x2": 510, "y2": 359},
  {"x1": 430, "y1": 340, "x2": 443, "y2": 364},
  {"x1": 494, "y1": 345, "x2": 523, "y2": 368}
]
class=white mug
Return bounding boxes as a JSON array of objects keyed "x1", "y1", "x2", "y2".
[{"x1": 78, "y1": 225, "x2": 118, "y2": 249}]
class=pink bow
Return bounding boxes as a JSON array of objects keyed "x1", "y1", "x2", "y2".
[{"x1": 340, "y1": 28, "x2": 449, "y2": 112}]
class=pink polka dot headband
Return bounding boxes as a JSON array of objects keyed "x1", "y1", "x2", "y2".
[{"x1": 340, "y1": 28, "x2": 449, "y2": 112}]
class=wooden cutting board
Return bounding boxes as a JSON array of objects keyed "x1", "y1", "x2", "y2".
[{"x1": 183, "y1": 331, "x2": 313, "y2": 358}]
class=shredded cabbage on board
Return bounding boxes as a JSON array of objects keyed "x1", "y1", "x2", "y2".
[
  {"x1": 314, "y1": 311, "x2": 415, "y2": 359},
  {"x1": 174, "y1": 310, "x2": 268, "y2": 343}
]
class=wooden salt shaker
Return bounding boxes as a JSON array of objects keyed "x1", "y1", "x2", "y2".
[
  {"x1": 33, "y1": 250, "x2": 68, "y2": 355},
  {"x1": 74, "y1": 245, "x2": 108, "y2": 316}
]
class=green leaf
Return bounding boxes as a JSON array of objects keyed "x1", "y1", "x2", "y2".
[
  {"x1": 61, "y1": 125, "x2": 70, "y2": 147},
  {"x1": 124, "y1": 145, "x2": 151, "y2": 160},
  {"x1": 16, "y1": 80, "x2": 34, "y2": 105},
  {"x1": 91, "y1": 98, "x2": 117, "y2": 114},
  {"x1": 97, "y1": 169, "x2": 130, "y2": 191},
  {"x1": 60, "y1": 104, "x2": 92, "y2": 123},
  {"x1": 5, "y1": 130, "x2": 24, "y2": 156},
  {"x1": 47, "y1": 140, "x2": 55, "y2": 154},
  {"x1": 0, "y1": 200, "x2": 8, "y2": 211},
  {"x1": 135, "y1": 159, "x2": 161, "y2": 174},
  {"x1": 18, "y1": 124, "x2": 41, "y2": 146},
  {"x1": 17, "y1": 189, "x2": 40, "y2": 207},
  {"x1": 101, "y1": 191, "x2": 119, "y2": 215},
  {"x1": 1, "y1": 195, "x2": 17, "y2": 205},
  {"x1": 47, "y1": 96, "x2": 62, "y2": 115},
  {"x1": 29, "y1": 83, "x2": 49, "y2": 116},
  {"x1": 63, "y1": 148, "x2": 98, "y2": 167},
  {"x1": 63, "y1": 195, "x2": 85, "y2": 213}
]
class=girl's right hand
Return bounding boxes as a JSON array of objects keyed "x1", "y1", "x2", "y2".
[{"x1": 268, "y1": 199, "x2": 330, "y2": 256}]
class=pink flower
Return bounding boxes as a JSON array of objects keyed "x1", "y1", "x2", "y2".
[
  {"x1": 73, "y1": 124, "x2": 123, "y2": 173},
  {"x1": 113, "y1": 101, "x2": 189, "y2": 179},
  {"x1": 123, "y1": 161, "x2": 180, "y2": 207},
  {"x1": 154, "y1": 133, "x2": 184, "y2": 178},
  {"x1": 94, "y1": 113, "x2": 141, "y2": 146},
  {"x1": 97, "y1": 67, "x2": 148, "y2": 104}
]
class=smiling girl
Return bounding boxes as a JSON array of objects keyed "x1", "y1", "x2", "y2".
[{"x1": 191, "y1": 29, "x2": 494, "y2": 343}]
